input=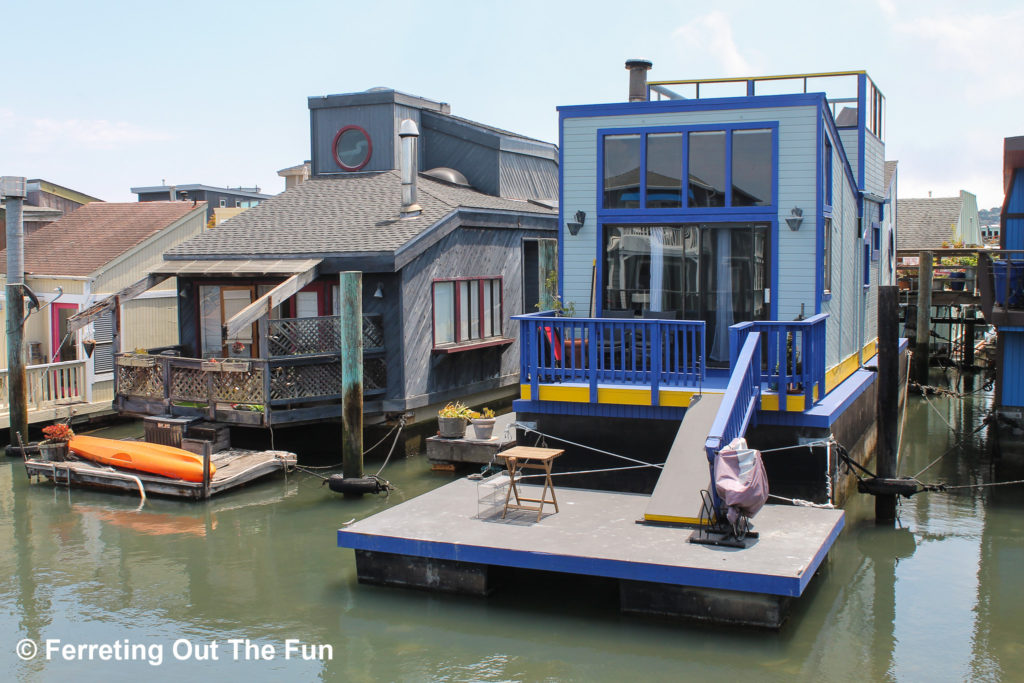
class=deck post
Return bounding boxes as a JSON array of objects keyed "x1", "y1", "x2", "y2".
[
  {"x1": 202, "y1": 440, "x2": 212, "y2": 499},
  {"x1": 912, "y1": 251, "x2": 933, "y2": 385},
  {"x1": 876, "y1": 286, "x2": 899, "y2": 522},
  {"x1": 339, "y1": 272, "x2": 364, "y2": 480},
  {"x1": 3, "y1": 177, "x2": 28, "y2": 446}
]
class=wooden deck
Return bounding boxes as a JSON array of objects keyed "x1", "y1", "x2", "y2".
[{"x1": 24, "y1": 447, "x2": 297, "y2": 500}]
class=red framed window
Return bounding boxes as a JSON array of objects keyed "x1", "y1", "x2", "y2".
[{"x1": 432, "y1": 277, "x2": 502, "y2": 348}]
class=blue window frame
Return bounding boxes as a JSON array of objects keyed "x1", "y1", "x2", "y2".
[
  {"x1": 823, "y1": 135, "x2": 833, "y2": 208},
  {"x1": 598, "y1": 123, "x2": 777, "y2": 215},
  {"x1": 871, "y1": 220, "x2": 881, "y2": 261}
]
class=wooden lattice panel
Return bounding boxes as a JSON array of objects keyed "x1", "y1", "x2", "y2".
[
  {"x1": 364, "y1": 357, "x2": 387, "y2": 394},
  {"x1": 170, "y1": 367, "x2": 209, "y2": 403},
  {"x1": 270, "y1": 362, "x2": 342, "y2": 401},
  {"x1": 117, "y1": 364, "x2": 164, "y2": 399},
  {"x1": 211, "y1": 367, "x2": 265, "y2": 405},
  {"x1": 268, "y1": 317, "x2": 340, "y2": 357},
  {"x1": 363, "y1": 315, "x2": 384, "y2": 350}
]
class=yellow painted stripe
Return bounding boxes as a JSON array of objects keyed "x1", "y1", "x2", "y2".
[
  {"x1": 759, "y1": 393, "x2": 807, "y2": 412},
  {"x1": 643, "y1": 513, "x2": 703, "y2": 525},
  {"x1": 825, "y1": 338, "x2": 879, "y2": 394}
]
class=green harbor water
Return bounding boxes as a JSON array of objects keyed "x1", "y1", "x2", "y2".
[{"x1": 2, "y1": 373, "x2": 1022, "y2": 682}]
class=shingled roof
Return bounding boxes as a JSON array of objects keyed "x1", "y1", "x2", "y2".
[
  {"x1": 0, "y1": 201, "x2": 204, "y2": 277},
  {"x1": 165, "y1": 171, "x2": 557, "y2": 260},
  {"x1": 896, "y1": 197, "x2": 961, "y2": 250}
]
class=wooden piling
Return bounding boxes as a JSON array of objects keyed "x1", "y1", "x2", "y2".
[
  {"x1": 339, "y1": 272, "x2": 364, "y2": 479},
  {"x1": 4, "y1": 189, "x2": 27, "y2": 446},
  {"x1": 876, "y1": 286, "x2": 900, "y2": 522},
  {"x1": 912, "y1": 251, "x2": 933, "y2": 385}
]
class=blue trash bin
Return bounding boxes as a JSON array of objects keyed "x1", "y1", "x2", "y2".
[{"x1": 993, "y1": 260, "x2": 1024, "y2": 306}]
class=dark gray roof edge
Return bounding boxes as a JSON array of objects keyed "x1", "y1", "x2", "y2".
[
  {"x1": 421, "y1": 110, "x2": 557, "y2": 158},
  {"x1": 307, "y1": 89, "x2": 449, "y2": 114},
  {"x1": 393, "y1": 208, "x2": 556, "y2": 271}
]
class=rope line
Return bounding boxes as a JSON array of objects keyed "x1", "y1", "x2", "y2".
[{"x1": 512, "y1": 422, "x2": 665, "y2": 470}]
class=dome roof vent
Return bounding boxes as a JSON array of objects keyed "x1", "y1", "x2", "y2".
[{"x1": 422, "y1": 167, "x2": 470, "y2": 187}]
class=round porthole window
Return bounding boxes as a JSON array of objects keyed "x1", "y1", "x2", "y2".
[{"x1": 332, "y1": 125, "x2": 372, "y2": 171}]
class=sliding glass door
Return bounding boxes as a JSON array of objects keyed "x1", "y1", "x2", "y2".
[{"x1": 603, "y1": 222, "x2": 769, "y2": 364}]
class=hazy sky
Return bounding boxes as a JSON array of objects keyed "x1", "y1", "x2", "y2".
[{"x1": 2, "y1": 0, "x2": 1019, "y2": 210}]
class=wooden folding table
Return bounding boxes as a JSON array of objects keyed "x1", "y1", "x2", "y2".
[{"x1": 497, "y1": 445, "x2": 563, "y2": 522}]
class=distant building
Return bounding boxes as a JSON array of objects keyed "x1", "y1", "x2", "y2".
[
  {"x1": 0, "y1": 201, "x2": 206, "y2": 428},
  {"x1": 0, "y1": 178, "x2": 102, "y2": 248},
  {"x1": 130, "y1": 184, "x2": 271, "y2": 221},
  {"x1": 277, "y1": 162, "x2": 310, "y2": 190},
  {"x1": 897, "y1": 190, "x2": 982, "y2": 251}
]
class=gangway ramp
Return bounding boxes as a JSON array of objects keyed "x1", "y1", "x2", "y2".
[{"x1": 643, "y1": 393, "x2": 723, "y2": 525}]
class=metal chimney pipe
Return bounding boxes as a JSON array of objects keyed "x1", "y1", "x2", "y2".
[
  {"x1": 625, "y1": 59, "x2": 653, "y2": 102},
  {"x1": 398, "y1": 119, "x2": 422, "y2": 218}
]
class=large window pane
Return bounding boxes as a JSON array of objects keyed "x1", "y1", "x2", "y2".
[
  {"x1": 603, "y1": 135, "x2": 641, "y2": 208},
  {"x1": 433, "y1": 282, "x2": 455, "y2": 345},
  {"x1": 490, "y1": 280, "x2": 502, "y2": 336},
  {"x1": 731, "y1": 129, "x2": 772, "y2": 206},
  {"x1": 603, "y1": 225, "x2": 687, "y2": 317},
  {"x1": 459, "y1": 281, "x2": 470, "y2": 341},
  {"x1": 482, "y1": 281, "x2": 493, "y2": 338},
  {"x1": 199, "y1": 286, "x2": 222, "y2": 357},
  {"x1": 688, "y1": 131, "x2": 726, "y2": 207},
  {"x1": 646, "y1": 133, "x2": 682, "y2": 208}
]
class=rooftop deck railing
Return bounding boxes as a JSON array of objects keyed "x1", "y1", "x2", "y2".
[
  {"x1": 513, "y1": 311, "x2": 706, "y2": 405},
  {"x1": 728, "y1": 313, "x2": 829, "y2": 410}
]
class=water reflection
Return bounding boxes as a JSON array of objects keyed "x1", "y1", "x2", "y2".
[{"x1": 2, "y1": 370, "x2": 1024, "y2": 680}]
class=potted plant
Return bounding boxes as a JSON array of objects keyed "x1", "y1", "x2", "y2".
[
  {"x1": 437, "y1": 401, "x2": 473, "y2": 438},
  {"x1": 471, "y1": 407, "x2": 497, "y2": 440},
  {"x1": 39, "y1": 424, "x2": 74, "y2": 461}
]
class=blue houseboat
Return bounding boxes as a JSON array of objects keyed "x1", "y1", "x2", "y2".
[
  {"x1": 513, "y1": 64, "x2": 906, "y2": 504},
  {"x1": 979, "y1": 136, "x2": 1024, "y2": 458}
]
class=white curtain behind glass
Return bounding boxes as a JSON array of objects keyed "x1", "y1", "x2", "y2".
[{"x1": 711, "y1": 230, "x2": 733, "y2": 361}]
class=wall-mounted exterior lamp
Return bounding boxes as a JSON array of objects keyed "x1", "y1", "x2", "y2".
[
  {"x1": 566, "y1": 210, "x2": 586, "y2": 236},
  {"x1": 373, "y1": 282, "x2": 384, "y2": 299},
  {"x1": 785, "y1": 207, "x2": 804, "y2": 231}
]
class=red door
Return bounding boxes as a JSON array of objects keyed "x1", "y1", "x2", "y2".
[{"x1": 51, "y1": 303, "x2": 79, "y2": 363}]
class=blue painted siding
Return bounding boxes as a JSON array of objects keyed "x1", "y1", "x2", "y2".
[
  {"x1": 1007, "y1": 169, "x2": 1024, "y2": 250},
  {"x1": 1002, "y1": 332, "x2": 1024, "y2": 407},
  {"x1": 560, "y1": 102, "x2": 819, "y2": 322}
]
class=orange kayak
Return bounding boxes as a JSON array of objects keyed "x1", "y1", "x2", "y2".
[{"x1": 68, "y1": 435, "x2": 215, "y2": 483}]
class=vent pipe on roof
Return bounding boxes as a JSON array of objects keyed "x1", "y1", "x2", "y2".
[
  {"x1": 625, "y1": 59, "x2": 653, "y2": 102},
  {"x1": 399, "y1": 119, "x2": 422, "y2": 218}
]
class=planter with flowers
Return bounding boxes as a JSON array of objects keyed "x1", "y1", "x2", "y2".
[
  {"x1": 437, "y1": 401, "x2": 474, "y2": 438},
  {"x1": 470, "y1": 407, "x2": 497, "y2": 440},
  {"x1": 39, "y1": 424, "x2": 74, "y2": 461}
]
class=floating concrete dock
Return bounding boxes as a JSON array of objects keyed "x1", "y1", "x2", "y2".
[
  {"x1": 25, "y1": 448, "x2": 297, "y2": 500},
  {"x1": 338, "y1": 478, "x2": 844, "y2": 628}
]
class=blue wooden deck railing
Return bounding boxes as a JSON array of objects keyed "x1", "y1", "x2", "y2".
[
  {"x1": 704, "y1": 331, "x2": 762, "y2": 511},
  {"x1": 728, "y1": 313, "x2": 828, "y2": 410},
  {"x1": 513, "y1": 312, "x2": 705, "y2": 405}
]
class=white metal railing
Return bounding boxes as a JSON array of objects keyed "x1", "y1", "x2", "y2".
[{"x1": 0, "y1": 360, "x2": 87, "y2": 414}]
